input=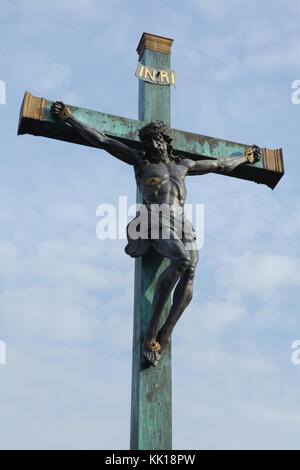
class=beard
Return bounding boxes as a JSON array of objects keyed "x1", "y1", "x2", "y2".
[{"x1": 147, "y1": 150, "x2": 171, "y2": 163}]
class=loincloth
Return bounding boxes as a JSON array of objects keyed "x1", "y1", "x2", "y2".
[{"x1": 125, "y1": 204, "x2": 196, "y2": 258}]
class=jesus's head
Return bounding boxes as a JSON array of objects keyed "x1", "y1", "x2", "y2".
[{"x1": 139, "y1": 121, "x2": 174, "y2": 163}]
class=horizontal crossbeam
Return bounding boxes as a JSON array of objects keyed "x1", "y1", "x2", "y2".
[{"x1": 18, "y1": 92, "x2": 284, "y2": 189}]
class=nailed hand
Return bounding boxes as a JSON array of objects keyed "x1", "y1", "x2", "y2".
[
  {"x1": 245, "y1": 145, "x2": 261, "y2": 164},
  {"x1": 50, "y1": 101, "x2": 71, "y2": 121}
]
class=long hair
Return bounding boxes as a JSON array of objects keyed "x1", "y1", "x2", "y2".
[{"x1": 138, "y1": 121, "x2": 182, "y2": 163}]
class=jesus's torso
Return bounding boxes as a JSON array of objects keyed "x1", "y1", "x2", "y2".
[{"x1": 134, "y1": 159, "x2": 188, "y2": 208}]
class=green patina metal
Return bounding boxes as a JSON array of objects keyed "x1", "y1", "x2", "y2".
[
  {"x1": 131, "y1": 251, "x2": 171, "y2": 450},
  {"x1": 130, "y1": 47, "x2": 172, "y2": 451},
  {"x1": 26, "y1": 100, "x2": 276, "y2": 188}
]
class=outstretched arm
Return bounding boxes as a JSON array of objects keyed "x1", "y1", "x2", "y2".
[
  {"x1": 51, "y1": 101, "x2": 140, "y2": 166},
  {"x1": 186, "y1": 146, "x2": 261, "y2": 175}
]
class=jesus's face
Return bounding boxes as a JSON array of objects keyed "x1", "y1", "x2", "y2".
[{"x1": 143, "y1": 133, "x2": 169, "y2": 163}]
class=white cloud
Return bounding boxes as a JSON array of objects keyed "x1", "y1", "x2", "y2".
[
  {"x1": 12, "y1": 49, "x2": 72, "y2": 94},
  {"x1": 0, "y1": 342, "x2": 131, "y2": 449},
  {"x1": 217, "y1": 252, "x2": 300, "y2": 299}
]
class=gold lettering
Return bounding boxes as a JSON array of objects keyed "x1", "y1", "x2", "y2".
[
  {"x1": 144, "y1": 67, "x2": 156, "y2": 82},
  {"x1": 139, "y1": 65, "x2": 145, "y2": 77},
  {"x1": 171, "y1": 72, "x2": 176, "y2": 85},
  {"x1": 160, "y1": 70, "x2": 170, "y2": 84}
]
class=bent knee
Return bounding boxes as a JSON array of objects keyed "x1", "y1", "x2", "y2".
[
  {"x1": 185, "y1": 264, "x2": 196, "y2": 279},
  {"x1": 175, "y1": 256, "x2": 190, "y2": 273}
]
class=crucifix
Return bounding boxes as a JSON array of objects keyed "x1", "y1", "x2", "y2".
[{"x1": 18, "y1": 33, "x2": 284, "y2": 450}]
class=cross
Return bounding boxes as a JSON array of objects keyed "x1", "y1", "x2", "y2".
[{"x1": 18, "y1": 33, "x2": 284, "y2": 450}]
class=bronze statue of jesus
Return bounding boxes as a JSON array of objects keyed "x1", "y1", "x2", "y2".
[{"x1": 51, "y1": 101, "x2": 261, "y2": 367}]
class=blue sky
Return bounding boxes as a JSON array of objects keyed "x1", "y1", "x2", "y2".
[{"x1": 0, "y1": 0, "x2": 300, "y2": 450}]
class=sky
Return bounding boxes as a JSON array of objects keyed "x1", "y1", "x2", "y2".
[{"x1": 0, "y1": 0, "x2": 300, "y2": 450}]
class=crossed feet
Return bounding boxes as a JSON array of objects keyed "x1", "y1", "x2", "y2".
[{"x1": 143, "y1": 337, "x2": 165, "y2": 367}]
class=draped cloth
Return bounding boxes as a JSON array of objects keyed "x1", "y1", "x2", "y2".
[{"x1": 125, "y1": 203, "x2": 197, "y2": 258}]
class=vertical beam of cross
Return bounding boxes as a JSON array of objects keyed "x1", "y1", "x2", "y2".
[{"x1": 130, "y1": 33, "x2": 173, "y2": 451}]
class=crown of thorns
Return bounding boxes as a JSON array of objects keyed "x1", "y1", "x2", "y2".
[{"x1": 138, "y1": 121, "x2": 172, "y2": 144}]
